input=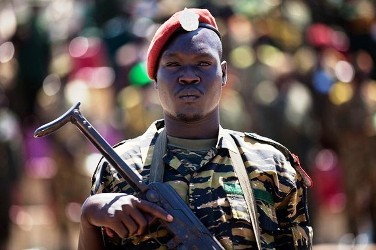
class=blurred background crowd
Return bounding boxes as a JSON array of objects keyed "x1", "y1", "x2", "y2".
[{"x1": 0, "y1": 0, "x2": 376, "y2": 249}]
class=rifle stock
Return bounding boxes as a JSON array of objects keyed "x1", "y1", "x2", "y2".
[{"x1": 34, "y1": 102, "x2": 224, "y2": 250}]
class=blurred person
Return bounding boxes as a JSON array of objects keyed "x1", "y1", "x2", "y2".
[
  {"x1": 77, "y1": 8, "x2": 313, "y2": 249},
  {"x1": 369, "y1": 134, "x2": 376, "y2": 242},
  {"x1": 237, "y1": 36, "x2": 278, "y2": 133},
  {"x1": 10, "y1": 3, "x2": 51, "y2": 127},
  {"x1": 0, "y1": 86, "x2": 23, "y2": 250},
  {"x1": 311, "y1": 148, "x2": 347, "y2": 243},
  {"x1": 331, "y1": 80, "x2": 376, "y2": 243}
]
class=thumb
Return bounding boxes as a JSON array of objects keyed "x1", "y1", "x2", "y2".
[{"x1": 104, "y1": 227, "x2": 115, "y2": 237}]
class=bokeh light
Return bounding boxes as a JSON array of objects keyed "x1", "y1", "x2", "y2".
[
  {"x1": 42, "y1": 74, "x2": 62, "y2": 96},
  {"x1": 334, "y1": 61, "x2": 354, "y2": 83},
  {"x1": 0, "y1": 42, "x2": 15, "y2": 63},
  {"x1": 0, "y1": 4, "x2": 17, "y2": 41},
  {"x1": 329, "y1": 82, "x2": 353, "y2": 105},
  {"x1": 129, "y1": 61, "x2": 151, "y2": 87},
  {"x1": 229, "y1": 46, "x2": 255, "y2": 69},
  {"x1": 253, "y1": 80, "x2": 278, "y2": 105}
]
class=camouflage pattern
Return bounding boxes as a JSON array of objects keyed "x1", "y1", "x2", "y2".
[{"x1": 91, "y1": 120, "x2": 313, "y2": 249}]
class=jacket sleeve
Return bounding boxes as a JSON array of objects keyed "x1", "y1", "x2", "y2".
[
  {"x1": 240, "y1": 132, "x2": 313, "y2": 249},
  {"x1": 274, "y1": 155, "x2": 313, "y2": 249}
]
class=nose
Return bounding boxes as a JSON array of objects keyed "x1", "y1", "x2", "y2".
[{"x1": 178, "y1": 67, "x2": 200, "y2": 85}]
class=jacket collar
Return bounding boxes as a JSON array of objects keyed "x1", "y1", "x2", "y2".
[{"x1": 139, "y1": 120, "x2": 240, "y2": 165}]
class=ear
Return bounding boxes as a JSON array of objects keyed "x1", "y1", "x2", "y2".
[
  {"x1": 153, "y1": 79, "x2": 158, "y2": 89},
  {"x1": 221, "y1": 61, "x2": 227, "y2": 86}
]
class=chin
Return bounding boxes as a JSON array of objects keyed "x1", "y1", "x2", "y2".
[{"x1": 176, "y1": 113, "x2": 202, "y2": 122}]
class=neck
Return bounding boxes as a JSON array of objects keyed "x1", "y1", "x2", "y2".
[{"x1": 163, "y1": 111, "x2": 220, "y2": 139}]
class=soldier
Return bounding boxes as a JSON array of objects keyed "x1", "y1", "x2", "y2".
[{"x1": 78, "y1": 8, "x2": 313, "y2": 249}]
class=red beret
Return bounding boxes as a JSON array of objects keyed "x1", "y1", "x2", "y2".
[{"x1": 146, "y1": 8, "x2": 220, "y2": 80}]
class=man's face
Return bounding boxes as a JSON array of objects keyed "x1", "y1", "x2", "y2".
[{"x1": 155, "y1": 28, "x2": 227, "y2": 122}]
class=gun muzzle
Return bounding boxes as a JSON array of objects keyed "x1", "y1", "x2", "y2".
[{"x1": 34, "y1": 102, "x2": 81, "y2": 138}]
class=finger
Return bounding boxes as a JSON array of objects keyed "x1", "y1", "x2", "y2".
[
  {"x1": 110, "y1": 221, "x2": 129, "y2": 239},
  {"x1": 125, "y1": 207, "x2": 149, "y2": 236},
  {"x1": 135, "y1": 199, "x2": 173, "y2": 223},
  {"x1": 120, "y1": 213, "x2": 139, "y2": 237},
  {"x1": 145, "y1": 213, "x2": 157, "y2": 225}
]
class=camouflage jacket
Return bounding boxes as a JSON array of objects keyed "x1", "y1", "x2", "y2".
[{"x1": 91, "y1": 120, "x2": 313, "y2": 249}]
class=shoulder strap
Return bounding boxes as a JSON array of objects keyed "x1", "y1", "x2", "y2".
[
  {"x1": 149, "y1": 129, "x2": 167, "y2": 182},
  {"x1": 150, "y1": 129, "x2": 262, "y2": 249},
  {"x1": 224, "y1": 132, "x2": 262, "y2": 250}
]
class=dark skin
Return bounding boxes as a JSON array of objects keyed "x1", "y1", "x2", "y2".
[
  {"x1": 156, "y1": 28, "x2": 227, "y2": 139},
  {"x1": 78, "y1": 27, "x2": 227, "y2": 250}
]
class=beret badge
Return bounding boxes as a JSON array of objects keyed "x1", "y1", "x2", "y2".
[{"x1": 179, "y1": 8, "x2": 199, "y2": 31}]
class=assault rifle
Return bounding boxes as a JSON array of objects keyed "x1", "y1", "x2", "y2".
[{"x1": 34, "y1": 102, "x2": 224, "y2": 250}]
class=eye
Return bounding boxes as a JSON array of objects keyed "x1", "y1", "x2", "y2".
[
  {"x1": 198, "y1": 61, "x2": 211, "y2": 66},
  {"x1": 165, "y1": 62, "x2": 180, "y2": 67}
]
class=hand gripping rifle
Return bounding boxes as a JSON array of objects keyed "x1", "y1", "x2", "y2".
[{"x1": 34, "y1": 102, "x2": 224, "y2": 250}]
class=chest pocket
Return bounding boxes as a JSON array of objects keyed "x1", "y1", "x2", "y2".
[
  {"x1": 224, "y1": 182, "x2": 251, "y2": 221},
  {"x1": 254, "y1": 189, "x2": 278, "y2": 232},
  {"x1": 223, "y1": 181, "x2": 256, "y2": 246},
  {"x1": 225, "y1": 182, "x2": 279, "y2": 232}
]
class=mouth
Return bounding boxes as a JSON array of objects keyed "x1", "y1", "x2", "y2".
[
  {"x1": 177, "y1": 88, "x2": 202, "y2": 102},
  {"x1": 179, "y1": 94, "x2": 199, "y2": 101}
]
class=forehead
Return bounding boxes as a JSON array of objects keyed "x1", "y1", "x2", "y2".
[{"x1": 161, "y1": 28, "x2": 221, "y2": 57}]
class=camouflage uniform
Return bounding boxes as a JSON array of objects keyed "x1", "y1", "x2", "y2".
[{"x1": 91, "y1": 120, "x2": 313, "y2": 249}]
